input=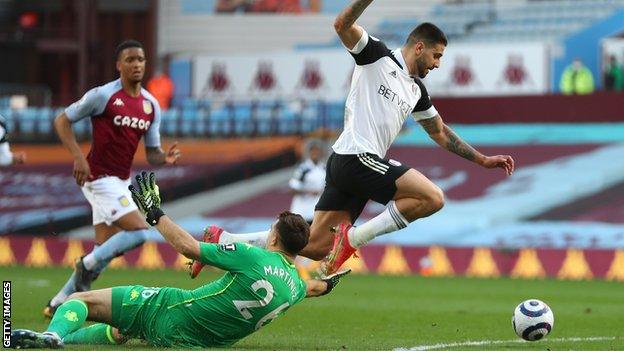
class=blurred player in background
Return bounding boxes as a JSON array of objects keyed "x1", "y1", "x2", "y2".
[
  {"x1": 11, "y1": 172, "x2": 349, "y2": 349},
  {"x1": 189, "y1": 0, "x2": 514, "y2": 277},
  {"x1": 0, "y1": 113, "x2": 26, "y2": 166},
  {"x1": 44, "y1": 40, "x2": 181, "y2": 317},
  {"x1": 288, "y1": 139, "x2": 326, "y2": 277},
  {"x1": 289, "y1": 139, "x2": 326, "y2": 225}
]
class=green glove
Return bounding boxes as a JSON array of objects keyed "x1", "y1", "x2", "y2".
[
  {"x1": 128, "y1": 171, "x2": 164, "y2": 226},
  {"x1": 320, "y1": 269, "x2": 351, "y2": 296}
]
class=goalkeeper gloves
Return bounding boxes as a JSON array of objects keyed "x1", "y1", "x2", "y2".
[
  {"x1": 128, "y1": 171, "x2": 165, "y2": 226},
  {"x1": 320, "y1": 269, "x2": 351, "y2": 296}
]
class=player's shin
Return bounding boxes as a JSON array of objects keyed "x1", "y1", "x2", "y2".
[
  {"x1": 48, "y1": 271, "x2": 79, "y2": 310},
  {"x1": 347, "y1": 201, "x2": 409, "y2": 248},
  {"x1": 63, "y1": 324, "x2": 120, "y2": 345},
  {"x1": 46, "y1": 299, "x2": 89, "y2": 339},
  {"x1": 82, "y1": 229, "x2": 148, "y2": 270}
]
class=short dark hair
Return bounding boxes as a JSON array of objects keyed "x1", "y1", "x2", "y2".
[
  {"x1": 115, "y1": 40, "x2": 144, "y2": 60},
  {"x1": 406, "y1": 22, "x2": 448, "y2": 47},
  {"x1": 274, "y1": 211, "x2": 310, "y2": 255}
]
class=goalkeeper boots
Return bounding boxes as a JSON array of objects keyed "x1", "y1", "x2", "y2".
[
  {"x1": 10, "y1": 329, "x2": 64, "y2": 349},
  {"x1": 189, "y1": 225, "x2": 223, "y2": 279}
]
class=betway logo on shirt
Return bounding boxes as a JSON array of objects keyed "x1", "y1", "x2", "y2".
[
  {"x1": 113, "y1": 115, "x2": 151, "y2": 131},
  {"x1": 378, "y1": 84, "x2": 411, "y2": 115}
]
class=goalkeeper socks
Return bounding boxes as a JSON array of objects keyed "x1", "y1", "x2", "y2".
[
  {"x1": 347, "y1": 201, "x2": 409, "y2": 248},
  {"x1": 63, "y1": 323, "x2": 117, "y2": 345},
  {"x1": 47, "y1": 299, "x2": 88, "y2": 338},
  {"x1": 49, "y1": 243, "x2": 100, "y2": 308},
  {"x1": 82, "y1": 229, "x2": 148, "y2": 271},
  {"x1": 219, "y1": 230, "x2": 270, "y2": 248}
]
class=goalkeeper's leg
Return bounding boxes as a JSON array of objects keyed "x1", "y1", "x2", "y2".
[
  {"x1": 63, "y1": 323, "x2": 127, "y2": 345},
  {"x1": 47, "y1": 289, "x2": 114, "y2": 339}
]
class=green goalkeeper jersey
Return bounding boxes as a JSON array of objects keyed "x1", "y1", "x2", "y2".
[{"x1": 127, "y1": 242, "x2": 307, "y2": 347}]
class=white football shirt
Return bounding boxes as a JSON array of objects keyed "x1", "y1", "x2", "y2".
[
  {"x1": 332, "y1": 30, "x2": 438, "y2": 158},
  {"x1": 289, "y1": 158, "x2": 326, "y2": 221}
]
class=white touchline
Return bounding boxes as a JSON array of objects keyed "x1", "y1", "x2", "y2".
[{"x1": 394, "y1": 336, "x2": 617, "y2": 351}]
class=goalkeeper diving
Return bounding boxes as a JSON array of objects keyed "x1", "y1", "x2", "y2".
[{"x1": 10, "y1": 171, "x2": 350, "y2": 349}]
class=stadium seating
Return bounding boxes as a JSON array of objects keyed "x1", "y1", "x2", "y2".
[
  {"x1": 4, "y1": 1, "x2": 624, "y2": 140},
  {"x1": 311, "y1": 0, "x2": 624, "y2": 48},
  {"x1": 456, "y1": 0, "x2": 624, "y2": 43},
  {"x1": 0, "y1": 99, "x2": 346, "y2": 139}
]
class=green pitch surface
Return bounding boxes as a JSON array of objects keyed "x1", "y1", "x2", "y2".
[{"x1": 2, "y1": 266, "x2": 623, "y2": 350}]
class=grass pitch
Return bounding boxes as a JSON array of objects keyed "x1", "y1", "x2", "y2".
[{"x1": 2, "y1": 266, "x2": 623, "y2": 350}]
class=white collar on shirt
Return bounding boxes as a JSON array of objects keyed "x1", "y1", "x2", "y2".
[{"x1": 391, "y1": 48, "x2": 412, "y2": 77}]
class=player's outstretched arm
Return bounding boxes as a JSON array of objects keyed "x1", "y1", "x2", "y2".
[
  {"x1": 155, "y1": 216, "x2": 201, "y2": 261},
  {"x1": 305, "y1": 269, "x2": 351, "y2": 297},
  {"x1": 128, "y1": 171, "x2": 201, "y2": 260},
  {"x1": 418, "y1": 115, "x2": 515, "y2": 176},
  {"x1": 334, "y1": 0, "x2": 373, "y2": 50}
]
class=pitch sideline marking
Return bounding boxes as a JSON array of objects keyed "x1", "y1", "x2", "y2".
[{"x1": 394, "y1": 336, "x2": 617, "y2": 351}]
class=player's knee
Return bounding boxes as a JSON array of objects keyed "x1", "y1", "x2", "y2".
[
  {"x1": 67, "y1": 291, "x2": 99, "y2": 309},
  {"x1": 66, "y1": 292, "x2": 88, "y2": 303},
  {"x1": 428, "y1": 187, "x2": 445, "y2": 213}
]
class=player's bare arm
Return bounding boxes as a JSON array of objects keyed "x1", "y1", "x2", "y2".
[
  {"x1": 305, "y1": 280, "x2": 328, "y2": 297},
  {"x1": 419, "y1": 115, "x2": 515, "y2": 175},
  {"x1": 54, "y1": 112, "x2": 91, "y2": 185},
  {"x1": 145, "y1": 142, "x2": 181, "y2": 165},
  {"x1": 154, "y1": 216, "x2": 201, "y2": 260},
  {"x1": 304, "y1": 269, "x2": 351, "y2": 297},
  {"x1": 333, "y1": 0, "x2": 373, "y2": 49}
]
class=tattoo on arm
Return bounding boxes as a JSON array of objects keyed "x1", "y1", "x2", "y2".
[
  {"x1": 418, "y1": 116, "x2": 442, "y2": 134},
  {"x1": 338, "y1": 0, "x2": 373, "y2": 28},
  {"x1": 442, "y1": 125, "x2": 479, "y2": 162}
]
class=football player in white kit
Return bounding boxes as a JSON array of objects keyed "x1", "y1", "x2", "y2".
[{"x1": 190, "y1": 0, "x2": 515, "y2": 278}]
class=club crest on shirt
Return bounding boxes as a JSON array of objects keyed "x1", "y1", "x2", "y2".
[
  {"x1": 220, "y1": 244, "x2": 237, "y2": 251},
  {"x1": 142, "y1": 100, "x2": 153, "y2": 114},
  {"x1": 118, "y1": 195, "x2": 130, "y2": 207}
]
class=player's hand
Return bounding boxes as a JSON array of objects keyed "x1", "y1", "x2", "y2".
[
  {"x1": 11, "y1": 151, "x2": 26, "y2": 165},
  {"x1": 73, "y1": 157, "x2": 91, "y2": 186},
  {"x1": 128, "y1": 171, "x2": 165, "y2": 225},
  {"x1": 480, "y1": 155, "x2": 514, "y2": 176},
  {"x1": 320, "y1": 269, "x2": 351, "y2": 296},
  {"x1": 164, "y1": 142, "x2": 181, "y2": 165}
]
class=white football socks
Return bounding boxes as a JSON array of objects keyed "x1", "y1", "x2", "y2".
[
  {"x1": 347, "y1": 201, "x2": 409, "y2": 248},
  {"x1": 219, "y1": 230, "x2": 270, "y2": 248}
]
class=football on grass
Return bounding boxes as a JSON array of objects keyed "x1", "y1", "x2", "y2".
[{"x1": 512, "y1": 299, "x2": 554, "y2": 341}]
